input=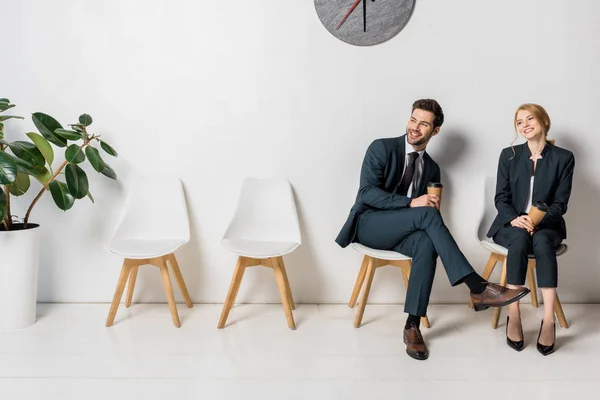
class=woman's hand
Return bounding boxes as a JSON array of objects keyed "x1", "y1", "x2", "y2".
[{"x1": 510, "y1": 215, "x2": 534, "y2": 234}]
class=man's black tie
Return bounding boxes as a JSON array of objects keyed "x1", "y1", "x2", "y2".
[{"x1": 397, "y1": 152, "x2": 419, "y2": 196}]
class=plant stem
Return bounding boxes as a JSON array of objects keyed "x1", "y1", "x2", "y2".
[
  {"x1": 24, "y1": 137, "x2": 93, "y2": 227},
  {"x1": 4, "y1": 185, "x2": 12, "y2": 230},
  {"x1": 2, "y1": 185, "x2": 10, "y2": 231},
  {"x1": 1, "y1": 124, "x2": 9, "y2": 230}
]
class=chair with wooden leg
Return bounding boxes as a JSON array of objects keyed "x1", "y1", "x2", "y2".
[
  {"x1": 218, "y1": 178, "x2": 300, "y2": 330},
  {"x1": 475, "y1": 177, "x2": 569, "y2": 329},
  {"x1": 105, "y1": 177, "x2": 193, "y2": 328},
  {"x1": 349, "y1": 243, "x2": 431, "y2": 329}
]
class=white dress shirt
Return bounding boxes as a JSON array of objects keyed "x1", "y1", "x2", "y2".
[{"x1": 523, "y1": 176, "x2": 535, "y2": 213}]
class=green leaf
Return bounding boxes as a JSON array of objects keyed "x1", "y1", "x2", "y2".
[
  {"x1": 49, "y1": 180, "x2": 75, "y2": 211},
  {"x1": 0, "y1": 104, "x2": 15, "y2": 112},
  {"x1": 79, "y1": 114, "x2": 93, "y2": 127},
  {"x1": 13, "y1": 157, "x2": 52, "y2": 185},
  {"x1": 32, "y1": 112, "x2": 67, "y2": 147},
  {"x1": 0, "y1": 151, "x2": 18, "y2": 184},
  {"x1": 0, "y1": 115, "x2": 24, "y2": 121},
  {"x1": 8, "y1": 141, "x2": 45, "y2": 167},
  {"x1": 0, "y1": 189, "x2": 6, "y2": 223},
  {"x1": 100, "y1": 163, "x2": 117, "y2": 180},
  {"x1": 54, "y1": 128, "x2": 82, "y2": 141},
  {"x1": 70, "y1": 125, "x2": 84, "y2": 132},
  {"x1": 26, "y1": 132, "x2": 54, "y2": 166},
  {"x1": 8, "y1": 172, "x2": 30, "y2": 196},
  {"x1": 65, "y1": 164, "x2": 89, "y2": 199},
  {"x1": 65, "y1": 144, "x2": 85, "y2": 163},
  {"x1": 85, "y1": 146, "x2": 105, "y2": 172},
  {"x1": 100, "y1": 140, "x2": 118, "y2": 157},
  {"x1": 0, "y1": 98, "x2": 10, "y2": 103},
  {"x1": 86, "y1": 191, "x2": 95, "y2": 203}
]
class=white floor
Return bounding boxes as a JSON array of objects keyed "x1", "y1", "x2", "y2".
[{"x1": 0, "y1": 303, "x2": 598, "y2": 400}]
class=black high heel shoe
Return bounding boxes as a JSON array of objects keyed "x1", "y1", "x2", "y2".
[
  {"x1": 537, "y1": 320, "x2": 556, "y2": 356},
  {"x1": 506, "y1": 316, "x2": 524, "y2": 352}
]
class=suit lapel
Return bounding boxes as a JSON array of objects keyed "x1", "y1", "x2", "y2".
[
  {"x1": 516, "y1": 144, "x2": 532, "y2": 212},
  {"x1": 396, "y1": 135, "x2": 406, "y2": 188}
]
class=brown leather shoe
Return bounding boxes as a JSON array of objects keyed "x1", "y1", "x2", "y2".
[
  {"x1": 470, "y1": 283, "x2": 530, "y2": 312},
  {"x1": 403, "y1": 323, "x2": 429, "y2": 360}
]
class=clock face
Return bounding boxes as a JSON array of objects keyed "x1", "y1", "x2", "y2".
[{"x1": 314, "y1": 0, "x2": 415, "y2": 46}]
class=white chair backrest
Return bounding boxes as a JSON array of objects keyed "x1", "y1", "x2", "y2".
[
  {"x1": 223, "y1": 178, "x2": 301, "y2": 244},
  {"x1": 477, "y1": 176, "x2": 498, "y2": 242},
  {"x1": 112, "y1": 176, "x2": 189, "y2": 242}
]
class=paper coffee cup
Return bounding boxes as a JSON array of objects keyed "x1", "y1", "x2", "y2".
[
  {"x1": 528, "y1": 201, "x2": 549, "y2": 226},
  {"x1": 427, "y1": 182, "x2": 443, "y2": 200}
]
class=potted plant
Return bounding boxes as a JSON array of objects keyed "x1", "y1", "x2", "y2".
[{"x1": 0, "y1": 98, "x2": 118, "y2": 329}]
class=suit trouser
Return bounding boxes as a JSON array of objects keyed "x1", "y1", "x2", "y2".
[
  {"x1": 356, "y1": 207, "x2": 475, "y2": 317},
  {"x1": 493, "y1": 226, "x2": 562, "y2": 288}
]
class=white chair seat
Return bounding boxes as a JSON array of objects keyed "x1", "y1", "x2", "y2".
[
  {"x1": 107, "y1": 238, "x2": 187, "y2": 259},
  {"x1": 478, "y1": 238, "x2": 510, "y2": 256},
  {"x1": 221, "y1": 238, "x2": 299, "y2": 258},
  {"x1": 351, "y1": 242, "x2": 411, "y2": 261},
  {"x1": 478, "y1": 238, "x2": 568, "y2": 258}
]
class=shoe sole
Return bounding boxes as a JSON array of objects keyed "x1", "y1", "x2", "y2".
[{"x1": 472, "y1": 288, "x2": 531, "y2": 312}]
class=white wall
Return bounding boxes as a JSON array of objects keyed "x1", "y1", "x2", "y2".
[{"x1": 2, "y1": 0, "x2": 599, "y2": 304}]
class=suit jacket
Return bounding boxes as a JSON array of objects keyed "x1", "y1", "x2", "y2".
[
  {"x1": 335, "y1": 135, "x2": 441, "y2": 248},
  {"x1": 487, "y1": 143, "x2": 575, "y2": 239}
]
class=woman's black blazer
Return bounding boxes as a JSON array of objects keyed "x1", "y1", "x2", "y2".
[{"x1": 487, "y1": 143, "x2": 575, "y2": 239}]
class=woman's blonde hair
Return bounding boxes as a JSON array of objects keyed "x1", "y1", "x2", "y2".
[{"x1": 512, "y1": 103, "x2": 555, "y2": 146}]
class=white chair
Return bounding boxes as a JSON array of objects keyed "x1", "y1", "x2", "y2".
[
  {"x1": 218, "y1": 178, "x2": 300, "y2": 330},
  {"x1": 476, "y1": 176, "x2": 568, "y2": 329},
  {"x1": 349, "y1": 242, "x2": 431, "y2": 329},
  {"x1": 105, "y1": 176, "x2": 193, "y2": 328}
]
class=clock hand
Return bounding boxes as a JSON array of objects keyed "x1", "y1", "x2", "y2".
[
  {"x1": 336, "y1": 0, "x2": 362, "y2": 30},
  {"x1": 363, "y1": 0, "x2": 366, "y2": 32},
  {"x1": 364, "y1": 0, "x2": 375, "y2": 32}
]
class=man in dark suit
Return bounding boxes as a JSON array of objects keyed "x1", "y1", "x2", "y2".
[{"x1": 336, "y1": 99, "x2": 529, "y2": 360}]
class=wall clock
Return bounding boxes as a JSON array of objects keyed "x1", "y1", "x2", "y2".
[{"x1": 314, "y1": 0, "x2": 415, "y2": 46}]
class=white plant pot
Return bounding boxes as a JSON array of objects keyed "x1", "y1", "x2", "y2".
[{"x1": 0, "y1": 223, "x2": 41, "y2": 330}]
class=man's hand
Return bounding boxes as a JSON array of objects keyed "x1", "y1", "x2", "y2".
[
  {"x1": 409, "y1": 194, "x2": 440, "y2": 210},
  {"x1": 510, "y1": 215, "x2": 534, "y2": 234}
]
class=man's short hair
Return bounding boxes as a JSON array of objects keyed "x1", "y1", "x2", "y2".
[{"x1": 412, "y1": 99, "x2": 444, "y2": 128}]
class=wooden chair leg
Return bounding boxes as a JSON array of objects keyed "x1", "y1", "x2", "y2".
[
  {"x1": 481, "y1": 253, "x2": 499, "y2": 281},
  {"x1": 400, "y1": 264, "x2": 410, "y2": 289},
  {"x1": 554, "y1": 293, "x2": 569, "y2": 328},
  {"x1": 106, "y1": 259, "x2": 133, "y2": 327},
  {"x1": 277, "y1": 257, "x2": 295, "y2": 310},
  {"x1": 526, "y1": 259, "x2": 539, "y2": 307},
  {"x1": 217, "y1": 256, "x2": 247, "y2": 329},
  {"x1": 272, "y1": 258, "x2": 296, "y2": 330},
  {"x1": 491, "y1": 258, "x2": 508, "y2": 329},
  {"x1": 349, "y1": 256, "x2": 369, "y2": 308},
  {"x1": 421, "y1": 315, "x2": 431, "y2": 328},
  {"x1": 159, "y1": 256, "x2": 181, "y2": 328},
  {"x1": 167, "y1": 253, "x2": 193, "y2": 308},
  {"x1": 125, "y1": 264, "x2": 139, "y2": 308},
  {"x1": 354, "y1": 257, "x2": 376, "y2": 328}
]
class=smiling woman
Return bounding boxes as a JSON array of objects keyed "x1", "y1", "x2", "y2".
[{"x1": 314, "y1": 0, "x2": 415, "y2": 46}]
